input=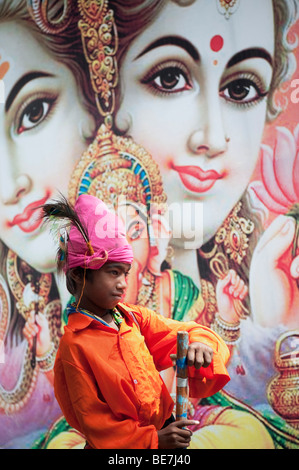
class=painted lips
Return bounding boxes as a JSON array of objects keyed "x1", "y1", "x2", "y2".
[
  {"x1": 171, "y1": 164, "x2": 223, "y2": 193},
  {"x1": 7, "y1": 192, "x2": 50, "y2": 233}
]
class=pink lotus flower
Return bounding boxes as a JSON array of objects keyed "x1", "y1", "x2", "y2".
[{"x1": 250, "y1": 124, "x2": 299, "y2": 214}]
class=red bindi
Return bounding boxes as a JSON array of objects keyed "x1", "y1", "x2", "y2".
[{"x1": 210, "y1": 35, "x2": 224, "y2": 52}]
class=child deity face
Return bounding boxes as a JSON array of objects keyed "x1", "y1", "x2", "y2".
[
  {"x1": 116, "y1": 0, "x2": 275, "y2": 247},
  {"x1": 0, "y1": 22, "x2": 95, "y2": 271}
]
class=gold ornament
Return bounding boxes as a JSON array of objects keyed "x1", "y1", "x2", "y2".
[
  {"x1": 77, "y1": 0, "x2": 118, "y2": 118},
  {"x1": 200, "y1": 279, "x2": 218, "y2": 327},
  {"x1": 69, "y1": 124, "x2": 166, "y2": 210},
  {"x1": 199, "y1": 202, "x2": 254, "y2": 265},
  {"x1": 0, "y1": 274, "x2": 10, "y2": 346},
  {"x1": 267, "y1": 331, "x2": 299, "y2": 431},
  {"x1": 216, "y1": 0, "x2": 240, "y2": 19},
  {"x1": 6, "y1": 250, "x2": 52, "y2": 320},
  {"x1": 0, "y1": 251, "x2": 61, "y2": 414},
  {"x1": 27, "y1": 0, "x2": 73, "y2": 34},
  {"x1": 211, "y1": 314, "x2": 240, "y2": 345},
  {"x1": 215, "y1": 202, "x2": 254, "y2": 265}
]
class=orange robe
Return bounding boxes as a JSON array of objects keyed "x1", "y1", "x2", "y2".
[{"x1": 54, "y1": 302, "x2": 230, "y2": 449}]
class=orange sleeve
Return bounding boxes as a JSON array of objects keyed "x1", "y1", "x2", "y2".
[
  {"x1": 130, "y1": 305, "x2": 230, "y2": 398},
  {"x1": 54, "y1": 359, "x2": 159, "y2": 449}
]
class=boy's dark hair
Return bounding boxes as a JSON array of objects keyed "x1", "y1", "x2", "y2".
[{"x1": 66, "y1": 267, "x2": 94, "y2": 296}]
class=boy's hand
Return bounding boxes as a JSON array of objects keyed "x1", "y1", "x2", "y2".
[
  {"x1": 187, "y1": 342, "x2": 213, "y2": 369},
  {"x1": 157, "y1": 419, "x2": 199, "y2": 449},
  {"x1": 170, "y1": 342, "x2": 213, "y2": 369}
]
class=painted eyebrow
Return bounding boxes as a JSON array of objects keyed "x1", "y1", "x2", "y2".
[
  {"x1": 134, "y1": 36, "x2": 200, "y2": 62},
  {"x1": 5, "y1": 71, "x2": 54, "y2": 112},
  {"x1": 227, "y1": 48, "x2": 273, "y2": 68}
]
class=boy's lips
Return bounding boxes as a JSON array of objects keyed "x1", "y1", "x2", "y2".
[
  {"x1": 7, "y1": 191, "x2": 50, "y2": 233},
  {"x1": 171, "y1": 164, "x2": 223, "y2": 193}
]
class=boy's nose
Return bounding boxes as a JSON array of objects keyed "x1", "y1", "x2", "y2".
[{"x1": 117, "y1": 274, "x2": 128, "y2": 290}]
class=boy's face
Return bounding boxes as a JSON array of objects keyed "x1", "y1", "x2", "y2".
[{"x1": 78, "y1": 262, "x2": 131, "y2": 315}]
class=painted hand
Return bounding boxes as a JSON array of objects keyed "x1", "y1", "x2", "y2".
[
  {"x1": 249, "y1": 215, "x2": 299, "y2": 328},
  {"x1": 22, "y1": 310, "x2": 52, "y2": 357}
]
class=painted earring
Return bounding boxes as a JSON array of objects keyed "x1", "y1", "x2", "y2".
[{"x1": 27, "y1": 0, "x2": 72, "y2": 33}]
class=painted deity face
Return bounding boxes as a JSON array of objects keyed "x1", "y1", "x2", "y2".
[
  {"x1": 0, "y1": 23, "x2": 95, "y2": 271},
  {"x1": 116, "y1": 0, "x2": 275, "y2": 247}
]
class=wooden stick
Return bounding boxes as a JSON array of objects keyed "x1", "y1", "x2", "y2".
[
  {"x1": 176, "y1": 331, "x2": 189, "y2": 421},
  {"x1": 30, "y1": 278, "x2": 39, "y2": 369}
]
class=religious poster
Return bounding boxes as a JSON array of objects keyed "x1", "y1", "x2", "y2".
[{"x1": 0, "y1": 0, "x2": 299, "y2": 449}]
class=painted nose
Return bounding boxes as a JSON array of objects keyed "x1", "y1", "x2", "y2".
[
  {"x1": 189, "y1": 130, "x2": 229, "y2": 158},
  {"x1": 1, "y1": 173, "x2": 32, "y2": 205},
  {"x1": 188, "y1": 92, "x2": 229, "y2": 158}
]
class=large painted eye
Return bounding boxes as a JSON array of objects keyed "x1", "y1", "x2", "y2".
[
  {"x1": 142, "y1": 61, "x2": 192, "y2": 95},
  {"x1": 153, "y1": 67, "x2": 188, "y2": 91},
  {"x1": 220, "y1": 76, "x2": 268, "y2": 106},
  {"x1": 17, "y1": 96, "x2": 56, "y2": 134}
]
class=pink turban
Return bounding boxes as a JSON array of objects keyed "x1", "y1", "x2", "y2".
[{"x1": 66, "y1": 194, "x2": 133, "y2": 271}]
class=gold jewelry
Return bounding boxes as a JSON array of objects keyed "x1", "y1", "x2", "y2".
[
  {"x1": 165, "y1": 246, "x2": 175, "y2": 268},
  {"x1": 6, "y1": 250, "x2": 52, "y2": 320},
  {"x1": 215, "y1": 202, "x2": 254, "y2": 265},
  {"x1": 0, "y1": 251, "x2": 61, "y2": 414},
  {"x1": 0, "y1": 267, "x2": 39, "y2": 414},
  {"x1": 137, "y1": 268, "x2": 159, "y2": 314},
  {"x1": 68, "y1": 124, "x2": 167, "y2": 212},
  {"x1": 216, "y1": 0, "x2": 240, "y2": 20},
  {"x1": 211, "y1": 314, "x2": 240, "y2": 345},
  {"x1": 200, "y1": 279, "x2": 218, "y2": 326},
  {"x1": 0, "y1": 274, "x2": 10, "y2": 347},
  {"x1": 27, "y1": 0, "x2": 73, "y2": 34},
  {"x1": 36, "y1": 341, "x2": 55, "y2": 372},
  {"x1": 77, "y1": 0, "x2": 118, "y2": 119},
  {"x1": 200, "y1": 202, "x2": 254, "y2": 265}
]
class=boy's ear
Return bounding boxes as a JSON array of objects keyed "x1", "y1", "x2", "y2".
[{"x1": 69, "y1": 268, "x2": 84, "y2": 285}]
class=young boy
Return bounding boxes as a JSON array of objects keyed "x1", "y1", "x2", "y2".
[{"x1": 44, "y1": 194, "x2": 230, "y2": 449}]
